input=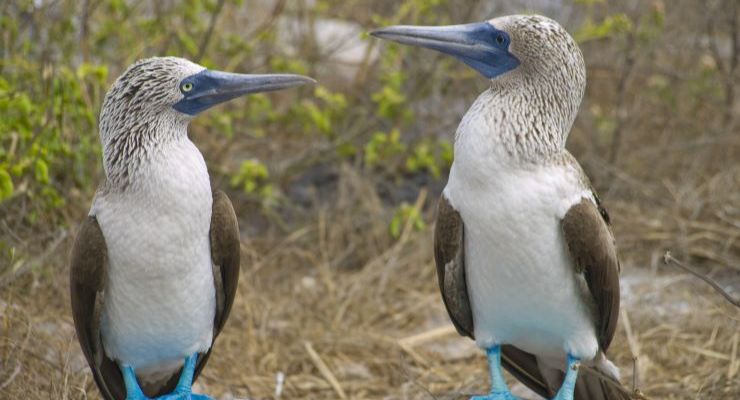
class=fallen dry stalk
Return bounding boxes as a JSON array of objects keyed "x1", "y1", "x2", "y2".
[
  {"x1": 729, "y1": 333, "x2": 739, "y2": 380},
  {"x1": 303, "y1": 341, "x2": 347, "y2": 399},
  {"x1": 398, "y1": 325, "x2": 457, "y2": 348}
]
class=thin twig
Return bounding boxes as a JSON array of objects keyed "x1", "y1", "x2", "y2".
[
  {"x1": 729, "y1": 333, "x2": 739, "y2": 379},
  {"x1": 0, "y1": 362, "x2": 21, "y2": 391},
  {"x1": 396, "y1": 350, "x2": 439, "y2": 400},
  {"x1": 195, "y1": 0, "x2": 227, "y2": 62},
  {"x1": 0, "y1": 228, "x2": 68, "y2": 288},
  {"x1": 663, "y1": 251, "x2": 740, "y2": 308}
]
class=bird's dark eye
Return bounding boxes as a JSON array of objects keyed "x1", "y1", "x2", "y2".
[
  {"x1": 181, "y1": 82, "x2": 194, "y2": 92},
  {"x1": 496, "y1": 34, "x2": 506, "y2": 46}
]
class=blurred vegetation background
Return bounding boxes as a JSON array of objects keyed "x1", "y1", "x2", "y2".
[{"x1": 1, "y1": 0, "x2": 738, "y2": 399}]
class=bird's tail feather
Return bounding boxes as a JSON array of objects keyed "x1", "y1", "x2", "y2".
[{"x1": 501, "y1": 345, "x2": 634, "y2": 400}]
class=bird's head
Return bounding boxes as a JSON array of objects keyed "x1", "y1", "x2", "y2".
[
  {"x1": 370, "y1": 15, "x2": 584, "y2": 87},
  {"x1": 371, "y1": 15, "x2": 586, "y2": 154},
  {"x1": 98, "y1": 57, "x2": 314, "y2": 182}
]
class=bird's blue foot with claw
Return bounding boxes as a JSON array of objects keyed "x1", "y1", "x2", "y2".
[
  {"x1": 122, "y1": 353, "x2": 212, "y2": 400},
  {"x1": 472, "y1": 346, "x2": 580, "y2": 400}
]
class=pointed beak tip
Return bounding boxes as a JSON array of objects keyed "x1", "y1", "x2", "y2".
[
  {"x1": 285, "y1": 74, "x2": 316, "y2": 86},
  {"x1": 369, "y1": 28, "x2": 392, "y2": 39}
]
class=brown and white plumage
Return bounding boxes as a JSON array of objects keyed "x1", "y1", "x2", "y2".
[
  {"x1": 374, "y1": 15, "x2": 631, "y2": 399},
  {"x1": 69, "y1": 57, "x2": 312, "y2": 399},
  {"x1": 435, "y1": 179, "x2": 627, "y2": 399},
  {"x1": 70, "y1": 191, "x2": 239, "y2": 399}
]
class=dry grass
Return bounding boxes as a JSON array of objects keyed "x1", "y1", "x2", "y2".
[{"x1": 2, "y1": 166, "x2": 739, "y2": 400}]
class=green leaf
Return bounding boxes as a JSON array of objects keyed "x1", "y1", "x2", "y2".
[
  {"x1": 34, "y1": 159, "x2": 49, "y2": 184},
  {"x1": 574, "y1": 14, "x2": 633, "y2": 43},
  {"x1": 0, "y1": 168, "x2": 13, "y2": 202},
  {"x1": 389, "y1": 203, "x2": 427, "y2": 239}
]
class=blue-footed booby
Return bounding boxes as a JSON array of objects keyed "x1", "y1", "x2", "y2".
[
  {"x1": 372, "y1": 15, "x2": 630, "y2": 400},
  {"x1": 69, "y1": 57, "x2": 314, "y2": 400}
]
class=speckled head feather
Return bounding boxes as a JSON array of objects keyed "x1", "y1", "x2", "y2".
[
  {"x1": 476, "y1": 15, "x2": 586, "y2": 160},
  {"x1": 99, "y1": 57, "x2": 204, "y2": 186}
]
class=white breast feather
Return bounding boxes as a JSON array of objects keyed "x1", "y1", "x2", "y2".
[
  {"x1": 92, "y1": 138, "x2": 215, "y2": 382},
  {"x1": 445, "y1": 97, "x2": 600, "y2": 363}
]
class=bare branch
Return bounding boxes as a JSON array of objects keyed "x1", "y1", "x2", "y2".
[
  {"x1": 196, "y1": 0, "x2": 227, "y2": 62},
  {"x1": 663, "y1": 251, "x2": 740, "y2": 308}
]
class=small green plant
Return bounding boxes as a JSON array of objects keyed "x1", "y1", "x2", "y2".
[
  {"x1": 0, "y1": 60, "x2": 107, "y2": 215},
  {"x1": 230, "y1": 159, "x2": 274, "y2": 201},
  {"x1": 293, "y1": 86, "x2": 348, "y2": 138},
  {"x1": 364, "y1": 129, "x2": 407, "y2": 167},
  {"x1": 371, "y1": 45, "x2": 414, "y2": 122},
  {"x1": 389, "y1": 202, "x2": 426, "y2": 239},
  {"x1": 405, "y1": 139, "x2": 453, "y2": 178},
  {"x1": 574, "y1": 14, "x2": 633, "y2": 43},
  {"x1": 0, "y1": 168, "x2": 13, "y2": 202}
]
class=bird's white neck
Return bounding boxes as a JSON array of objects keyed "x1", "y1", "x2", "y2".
[
  {"x1": 462, "y1": 72, "x2": 580, "y2": 158},
  {"x1": 450, "y1": 69, "x2": 584, "y2": 188}
]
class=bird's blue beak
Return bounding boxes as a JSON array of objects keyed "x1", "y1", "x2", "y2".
[
  {"x1": 370, "y1": 22, "x2": 519, "y2": 79},
  {"x1": 173, "y1": 70, "x2": 315, "y2": 116}
]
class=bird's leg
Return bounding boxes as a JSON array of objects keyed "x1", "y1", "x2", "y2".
[
  {"x1": 156, "y1": 353, "x2": 213, "y2": 400},
  {"x1": 550, "y1": 354, "x2": 579, "y2": 400},
  {"x1": 121, "y1": 364, "x2": 148, "y2": 400},
  {"x1": 471, "y1": 345, "x2": 518, "y2": 400},
  {"x1": 173, "y1": 353, "x2": 197, "y2": 395}
]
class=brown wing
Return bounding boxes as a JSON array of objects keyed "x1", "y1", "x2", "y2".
[
  {"x1": 191, "y1": 190, "x2": 241, "y2": 381},
  {"x1": 69, "y1": 216, "x2": 127, "y2": 400},
  {"x1": 562, "y1": 197, "x2": 620, "y2": 351},
  {"x1": 433, "y1": 194, "x2": 474, "y2": 338},
  {"x1": 433, "y1": 194, "x2": 630, "y2": 399}
]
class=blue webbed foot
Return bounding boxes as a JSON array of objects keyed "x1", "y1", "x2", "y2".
[
  {"x1": 550, "y1": 354, "x2": 580, "y2": 400},
  {"x1": 471, "y1": 392, "x2": 518, "y2": 400},
  {"x1": 155, "y1": 394, "x2": 212, "y2": 400},
  {"x1": 187, "y1": 395, "x2": 213, "y2": 400},
  {"x1": 121, "y1": 354, "x2": 214, "y2": 400},
  {"x1": 470, "y1": 346, "x2": 520, "y2": 400}
]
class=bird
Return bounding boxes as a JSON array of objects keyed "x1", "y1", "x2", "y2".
[
  {"x1": 372, "y1": 15, "x2": 631, "y2": 400},
  {"x1": 69, "y1": 56, "x2": 314, "y2": 400}
]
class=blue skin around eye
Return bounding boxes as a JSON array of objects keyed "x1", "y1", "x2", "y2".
[
  {"x1": 445, "y1": 23, "x2": 520, "y2": 79},
  {"x1": 173, "y1": 70, "x2": 240, "y2": 116}
]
